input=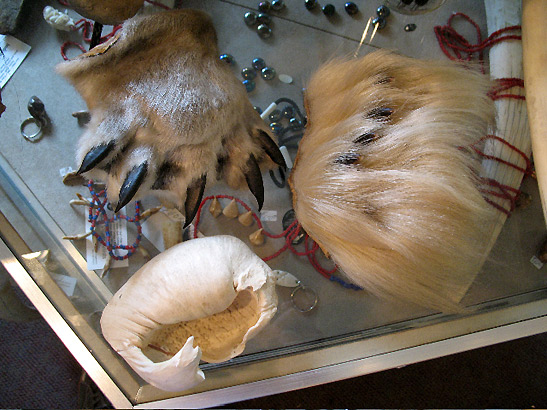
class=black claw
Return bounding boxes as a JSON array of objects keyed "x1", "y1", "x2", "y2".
[
  {"x1": 77, "y1": 141, "x2": 116, "y2": 174},
  {"x1": 367, "y1": 107, "x2": 394, "y2": 119},
  {"x1": 334, "y1": 152, "x2": 360, "y2": 165},
  {"x1": 257, "y1": 130, "x2": 287, "y2": 169},
  {"x1": 183, "y1": 174, "x2": 207, "y2": 228},
  {"x1": 115, "y1": 162, "x2": 148, "y2": 212},
  {"x1": 244, "y1": 154, "x2": 264, "y2": 211},
  {"x1": 353, "y1": 133, "x2": 376, "y2": 145}
]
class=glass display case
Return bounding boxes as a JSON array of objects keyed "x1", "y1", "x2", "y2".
[{"x1": 1, "y1": 0, "x2": 546, "y2": 407}]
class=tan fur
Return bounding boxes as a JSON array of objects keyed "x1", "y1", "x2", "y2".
[
  {"x1": 289, "y1": 51, "x2": 497, "y2": 312},
  {"x1": 57, "y1": 10, "x2": 274, "y2": 211},
  {"x1": 67, "y1": 0, "x2": 145, "y2": 25}
]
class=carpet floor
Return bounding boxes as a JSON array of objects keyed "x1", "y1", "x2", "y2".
[{"x1": 1, "y1": 311, "x2": 546, "y2": 409}]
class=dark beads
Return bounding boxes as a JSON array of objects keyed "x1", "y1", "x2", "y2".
[
  {"x1": 261, "y1": 66, "x2": 276, "y2": 80},
  {"x1": 252, "y1": 57, "x2": 266, "y2": 70},
  {"x1": 257, "y1": 12, "x2": 271, "y2": 24},
  {"x1": 257, "y1": 24, "x2": 272, "y2": 38},
  {"x1": 242, "y1": 67, "x2": 257, "y2": 80},
  {"x1": 271, "y1": 0, "x2": 285, "y2": 11},
  {"x1": 219, "y1": 53, "x2": 234, "y2": 64},
  {"x1": 269, "y1": 109, "x2": 282, "y2": 122},
  {"x1": 304, "y1": 0, "x2": 317, "y2": 10},
  {"x1": 322, "y1": 4, "x2": 335, "y2": 16},
  {"x1": 344, "y1": 2, "x2": 359, "y2": 15},
  {"x1": 258, "y1": 1, "x2": 271, "y2": 12},
  {"x1": 254, "y1": 106, "x2": 263, "y2": 115},
  {"x1": 244, "y1": 11, "x2": 257, "y2": 26},
  {"x1": 289, "y1": 117, "x2": 302, "y2": 127},
  {"x1": 282, "y1": 105, "x2": 294, "y2": 118},
  {"x1": 371, "y1": 17, "x2": 386, "y2": 30},
  {"x1": 376, "y1": 5, "x2": 390, "y2": 18},
  {"x1": 243, "y1": 79, "x2": 256, "y2": 92},
  {"x1": 270, "y1": 122, "x2": 283, "y2": 135},
  {"x1": 404, "y1": 23, "x2": 417, "y2": 32}
]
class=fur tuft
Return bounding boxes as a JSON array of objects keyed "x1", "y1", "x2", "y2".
[{"x1": 290, "y1": 51, "x2": 497, "y2": 312}]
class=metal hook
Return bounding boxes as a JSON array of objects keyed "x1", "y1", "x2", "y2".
[{"x1": 290, "y1": 282, "x2": 318, "y2": 313}]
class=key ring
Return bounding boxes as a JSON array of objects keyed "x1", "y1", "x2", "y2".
[
  {"x1": 290, "y1": 282, "x2": 318, "y2": 312},
  {"x1": 20, "y1": 117, "x2": 43, "y2": 142}
]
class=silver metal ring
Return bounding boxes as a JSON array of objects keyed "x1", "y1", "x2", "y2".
[
  {"x1": 20, "y1": 117, "x2": 43, "y2": 142},
  {"x1": 290, "y1": 285, "x2": 318, "y2": 312}
]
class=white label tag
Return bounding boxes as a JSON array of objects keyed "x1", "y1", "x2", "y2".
[
  {"x1": 85, "y1": 210, "x2": 129, "y2": 270},
  {"x1": 163, "y1": 207, "x2": 185, "y2": 222},
  {"x1": 0, "y1": 35, "x2": 31, "y2": 88},
  {"x1": 59, "y1": 166, "x2": 75, "y2": 177},
  {"x1": 529, "y1": 255, "x2": 544, "y2": 270},
  {"x1": 50, "y1": 273, "x2": 77, "y2": 297},
  {"x1": 260, "y1": 210, "x2": 277, "y2": 221}
]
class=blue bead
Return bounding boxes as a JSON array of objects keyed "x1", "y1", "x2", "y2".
[
  {"x1": 322, "y1": 4, "x2": 335, "y2": 16},
  {"x1": 372, "y1": 17, "x2": 386, "y2": 30},
  {"x1": 305, "y1": 0, "x2": 317, "y2": 10},
  {"x1": 252, "y1": 57, "x2": 266, "y2": 70},
  {"x1": 258, "y1": 1, "x2": 270, "y2": 12},
  {"x1": 241, "y1": 67, "x2": 257, "y2": 80},
  {"x1": 282, "y1": 106, "x2": 294, "y2": 118},
  {"x1": 376, "y1": 5, "x2": 390, "y2": 18},
  {"x1": 269, "y1": 109, "x2": 282, "y2": 122},
  {"x1": 257, "y1": 24, "x2": 272, "y2": 38},
  {"x1": 243, "y1": 79, "x2": 256, "y2": 92},
  {"x1": 344, "y1": 2, "x2": 359, "y2": 15},
  {"x1": 289, "y1": 117, "x2": 302, "y2": 126},
  {"x1": 261, "y1": 66, "x2": 276, "y2": 80},
  {"x1": 257, "y1": 13, "x2": 271, "y2": 24},
  {"x1": 271, "y1": 0, "x2": 284, "y2": 11},
  {"x1": 404, "y1": 23, "x2": 417, "y2": 32},
  {"x1": 244, "y1": 11, "x2": 257, "y2": 26},
  {"x1": 219, "y1": 53, "x2": 234, "y2": 64},
  {"x1": 254, "y1": 106, "x2": 263, "y2": 114},
  {"x1": 270, "y1": 122, "x2": 283, "y2": 135}
]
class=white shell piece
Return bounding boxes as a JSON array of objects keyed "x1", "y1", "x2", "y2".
[
  {"x1": 43, "y1": 6, "x2": 75, "y2": 31},
  {"x1": 279, "y1": 74, "x2": 293, "y2": 84},
  {"x1": 101, "y1": 235, "x2": 278, "y2": 392},
  {"x1": 272, "y1": 270, "x2": 301, "y2": 288}
]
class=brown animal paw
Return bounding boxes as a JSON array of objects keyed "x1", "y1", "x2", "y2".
[{"x1": 57, "y1": 9, "x2": 285, "y2": 226}]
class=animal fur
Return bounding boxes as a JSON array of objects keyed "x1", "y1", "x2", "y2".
[
  {"x1": 289, "y1": 51, "x2": 497, "y2": 312},
  {"x1": 57, "y1": 9, "x2": 284, "y2": 222}
]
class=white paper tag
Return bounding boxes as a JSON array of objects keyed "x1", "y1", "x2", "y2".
[
  {"x1": 0, "y1": 35, "x2": 31, "y2": 88},
  {"x1": 529, "y1": 255, "x2": 544, "y2": 270},
  {"x1": 50, "y1": 273, "x2": 77, "y2": 297},
  {"x1": 85, "y1": 211, "x2": 129, "y2": 270},
  {"x1": 59, "y1": 166, "x2": 75, "y2": 177},
  {"x1": 260, "y1": 210, "x2": 277, "y2": 221},
  {"x1": 162, "y1": 207, "x2": 185, "y2": 222}
]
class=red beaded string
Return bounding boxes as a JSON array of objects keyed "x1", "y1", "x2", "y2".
[
  {"x1": 436, "y1": 12, "x2": 530, "y2": 217},
  {"x1": 434, "y1": 12, "x2": 521, "y2": 73},
  {"x1": 192, "y1": 195, "x2": 350, "y2": 285},
  {"x1": 58, "y1": 0, "x2": 171, "y2": 60},
  {"x1": 86, "y1": 180, "x2": 144, "y2": 260}
]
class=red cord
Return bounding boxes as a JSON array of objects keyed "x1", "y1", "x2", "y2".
[{"x1": 192, "y1": 195, "x2": 338, "y2": 276}]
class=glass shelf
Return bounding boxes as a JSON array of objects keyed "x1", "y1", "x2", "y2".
[{"x1": 1, "y1": 0, "x2": 545, "y2": 407}]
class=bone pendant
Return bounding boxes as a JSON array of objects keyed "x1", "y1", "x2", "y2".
[
  {"x1": 100, "y1": 235, "x2": 278, "y2": 392},
  {"x1": 289, "y1": 51, "x2": 497, "y2": 312}
]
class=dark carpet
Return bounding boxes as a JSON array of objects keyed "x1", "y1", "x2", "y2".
[{"x1": 1, "y1": 277, "x2": 546, "y2": 409}]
